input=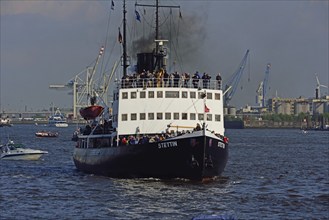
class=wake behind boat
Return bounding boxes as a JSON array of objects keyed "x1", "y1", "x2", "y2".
[
  {"x1": 72, "y1": 0, "x2": 229, "y2": 181},
  {"x1": 1, "y1": 140, "x2": 48, "y2": 160}
]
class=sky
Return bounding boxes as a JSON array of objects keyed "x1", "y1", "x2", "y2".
[{"x1": 1, "y1": 0, "x2": 328, "y2": 112}]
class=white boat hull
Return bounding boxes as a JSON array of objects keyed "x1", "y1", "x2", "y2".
[
  {"x1": 1, "y1": 148, "x2": 48, "y2": 160},
  {"x1": 54, "y1": 123, "x2": 68, "y2": 128}
]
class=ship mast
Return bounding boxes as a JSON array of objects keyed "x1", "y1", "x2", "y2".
[
  {"x1": 122, "y1": 0, "x2": 129, "y2": 77},
  {"x1": 135, "y1": 0, "x2": 180, "y2": 72},
  {"x1": 155, "y1": 0, "x2": 159, "y2": 55}
]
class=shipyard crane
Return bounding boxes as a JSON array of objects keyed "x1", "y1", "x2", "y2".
[
  {"x1": 315, "y1": 73, "x2": 328, "y2": 99},
  {"x1": 49, "y1": 46, "x2": 115, "y2": 119},
  {"x1": 262, "y1": 63, "x2": 271, "y2": 107},
  {"x1": 255, "y1": 81, "x2": 263, "y2": 106},
  {"x1": 223, "y1": 49, "x2": 250, "y2": 107},
  {"x1": 255, "y1": 63, "x2": 271, "y2": 107}
]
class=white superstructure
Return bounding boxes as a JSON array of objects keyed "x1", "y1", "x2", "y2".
[{"x1": 112, "y1": 80, "x2": 225, "y2": 136}]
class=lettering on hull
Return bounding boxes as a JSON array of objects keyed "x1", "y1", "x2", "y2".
[
  {"x1": 218, "y1": 142, "x2": 225, "y2": 149},
  {"x1": 158, "y1": 141, "x2": 178, "y2": 149}
]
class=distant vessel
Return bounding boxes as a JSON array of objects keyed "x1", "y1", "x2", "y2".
[
  {"x1": 1, "y1": 140, "x2": 48, "y2": 160},
  {"x1": 48, "y1": 108, "x2": 68, "y2": 128},
  {"x1": 0, "y1": 118, "x2": 12, "y2": 127},
  {"x1": 35, "y1": 131, "x2": 59, "y2": 138},
  {"x1": 72, "y1": 0, "x2": 229, "y2": 181}
]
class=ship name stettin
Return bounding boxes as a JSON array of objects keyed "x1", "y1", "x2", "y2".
[
  {"x1": 158, "y1": 141, "x2": 178, "y2": 149},
  {"x1": 218, "y1": 142, "x2": 225, "y2": 149}
]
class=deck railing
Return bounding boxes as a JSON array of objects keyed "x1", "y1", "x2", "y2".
[{"x1": 116, "y1": 78, "x2": 222, "y2": 90}]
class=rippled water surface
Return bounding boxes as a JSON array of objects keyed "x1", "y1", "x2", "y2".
[{"x1": 1, "y1": 125, "x2": 328, "y2": 219}]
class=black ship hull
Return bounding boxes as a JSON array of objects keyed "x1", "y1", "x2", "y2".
[{"x1": 73, "y1": 132, "x2": 228, "y2": 181}]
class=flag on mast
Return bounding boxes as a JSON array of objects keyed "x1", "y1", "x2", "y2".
[
  {"x1": 111, "y1": 0, "x2": 114, "y2": 10},
  {"x1": 118, "y1": 28, "x2": 122, "y2": 43},
  {"x1": 204, "y1": 104, "x2": 210, "y2": 113},
  {"x1": 135, "y1": 10, "x2": 141, "y2": 22}
]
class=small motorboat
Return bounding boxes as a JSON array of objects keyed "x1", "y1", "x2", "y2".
[
  {"x1": 0, "y1": 118, "x2": 12, "y2": 127},
  {"x1": 1, "y1": 140, "x2": 48, "y2": 160},
  {"x1": 35, "y1": 131, "x2": 59, "y2": 138}
]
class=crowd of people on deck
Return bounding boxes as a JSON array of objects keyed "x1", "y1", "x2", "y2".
[
  {"x1": 75, "y1": 121, "x2": 225, "y2": 148},
  {"x1": 121, "y1": 69, "x2": 222, "y2": 90}
]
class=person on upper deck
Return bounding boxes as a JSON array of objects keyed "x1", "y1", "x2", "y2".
[
  {"x1": 202, "y1": 72, "x2": 211, "y2": 89},
  {"x1": 192, "y1": 71, "x2": 200, "y2": 88},
  {"x1": 216, "y1": 73, "x2": 222, "y2": 90}
]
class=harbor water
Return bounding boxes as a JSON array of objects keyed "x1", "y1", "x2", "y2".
[{"x1": 1, "y1": 125, "x2": 328, "y2": 219}]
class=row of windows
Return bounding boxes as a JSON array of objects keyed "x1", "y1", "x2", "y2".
[
  {"x1": 116, "y1": 112, "x2": 221, "y2": 122},
  {"x1": 116, "y1": 90, "x2": 221, "y2": 100}
]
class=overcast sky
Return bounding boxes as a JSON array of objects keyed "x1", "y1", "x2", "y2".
[{"x1": 1, "y1": 0, "x2": 328, "y2": 112}]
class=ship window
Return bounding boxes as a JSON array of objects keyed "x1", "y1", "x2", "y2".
[
  {"x1": 157, "y1": 113, "x2": 163, "y2": 120},
  {"x1": 174, "y1": 112, "x2": 179, "y2": 120},
  {"x1": 190, "y1": 113, "x2": 196, "y2": 120},
  {"x1": 148, "y1": 113, "x2": 154, "y2": 120},
  {"x1": 122, "y1": 114, "x2": 128, "y2": 121},
  {"x1": 131, "y1": 113, "x2": 137, "y2": 120},
  {"x1": 198, "y1": 114, "x2": 204, "y2": 120},
  {"x1": 182, "y1": 113, "x2": 188, "y2": 120},
  {"x1": 215, "y1": 93, "x2": 221, "y2": 100},
  {"x1": 190, "y1": 92, "x2": 196, "y2": 99},
  {"x1": 198, "y1": 92, "x2": 206, "y2": 99},
  {"x1": 122, "y1": 92, "x2": 128, "y2": 99},
  {"x1": 140, "y1": 91, "x2": 146, "y2": 98},
  {"x1": 207, "y1": 93, "x2": 212, "y2": 99},
  {"x1": 206, "y1": 114, "x2": 212, "y2": 121},
  {"x1": 157, "y1": 91, "x2": 163, "y2": 98},
  {"x1": 131, "y1": 92, "x2": 137, "y2": 99},
  {"x1": 165, "y1": 112, "x2": 171, "y2": 120},
  {"x1": 165, "y1": 91, "x2": 179, "y2": 98},
  {"x1": 182, "y1": 91, "x2": 188, "y2": 98},
  {"x1": 215, "y1": 114, "x2": 221, "y2": 121},
  {"x1": 140, "y1": 113, "x2": 146, "y2": 120},
  {"x1": 148, "y1": 91, "x2": 154, "y2": 98}
]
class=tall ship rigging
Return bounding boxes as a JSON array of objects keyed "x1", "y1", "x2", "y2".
[{"x1": 72, "y1": 0, "x2": 229, "y2": 181}]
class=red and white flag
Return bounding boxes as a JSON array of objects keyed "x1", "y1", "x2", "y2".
[{"x1": 204, "y1": 104, "x2": 210, "y2": 113}]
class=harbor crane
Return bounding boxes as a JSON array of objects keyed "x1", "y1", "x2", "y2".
[
  {"x1": 262, "y1": 63, "x2": 271, "y2": 107},
  {"x1": 315, "y1": 73, "x2": 328, "y2": 99},
  {"x1": 223, "y1": 49, "x2": 250, "y2": 107},
  {"x1": 49, "y1": 46, "x2": 118, "y2": 119},
  {"x1": 256, "y1": 63, "x2": 271, "y2": 107}
]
